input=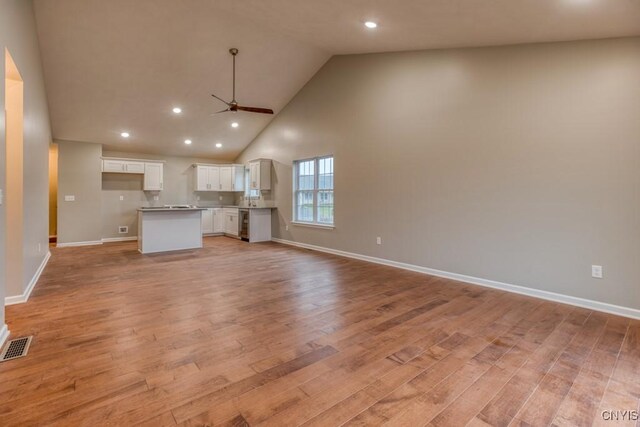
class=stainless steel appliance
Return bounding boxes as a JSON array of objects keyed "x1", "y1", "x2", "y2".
[{"x1": 239, "y1": 208, "x2": 249, "y2": 241}]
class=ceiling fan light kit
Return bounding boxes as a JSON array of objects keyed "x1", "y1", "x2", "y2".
[{"x1": 211, "y1": 48, "x2": 274, "y2": 115}]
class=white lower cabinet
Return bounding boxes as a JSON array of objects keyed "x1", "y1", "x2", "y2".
[
  {"x1": 224, "y1": 208, "x2": 239, "y2": 236},
  {"x1": 201, "y1": 209, "x2": 214, "y2": 234},
  {"x1": 213, "y1": 208, "x2": 225, "y2": 233},
  {"x1": 202, "y1": 208, "x2": 226, "y2": 235}
]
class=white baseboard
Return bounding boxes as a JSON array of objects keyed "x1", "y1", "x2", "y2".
[
  {"x1": 5, "y1": 251, "x2": 51, "y2": 306},
  {"x1": 272, "y1": 238, "x2": 640, "y2": 320},
  {"x1": 101, "y1": 236, "x2": 138, "y2": 243},
  {"x1": 56, "y1": 240, "x2": 103, "y2": 248},
  {"x1": 0, "y1": 324, "x2": 9, "y2": 349}
]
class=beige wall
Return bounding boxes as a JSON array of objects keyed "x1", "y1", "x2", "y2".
[
  {"x1": 0, "y1": 0, "x2": 52, "y2": 311},
  {"x1": 56, "y1": 143, "x2": 238, "y2": 242},
  {"x1": 57, "y1": 140, "x2": 102, "y2": 244},
  {"x1": 101, "y1": 150, "x2": 236, "y2": 240},
  {"x1": 237, "y1": 37, "x2": 640, "y2": 310},
  {"x1": 5, "y1": 52, "x2": 24, "y2": 298}
]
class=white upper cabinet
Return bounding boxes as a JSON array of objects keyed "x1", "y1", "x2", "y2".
[
  {"x1": 125, "y1": 162, "x2": 145, "y2": 174},
  {"x1": 102, "y1": 159, "x2": 145, "y2": 174},
  {"x1": 232, "y1": 165, "x2": 245, "y2": 192},
  {"x1": 143, "y1": 162, "x2": 163, "y2": 191},
  {"x1": 194, "y1": 165, "x2": 220, "y2": 191},
  {"x1": 195, "y1": 165, "x2": 210, "y2": 191},
  {"x1": 102, "y1": 157, "x2": 165, "y2": 191},
  {"x1": 220, "y1": 166, "x2": 233, "y2": 192},
  {"x1": 194, "y1": 164, "x2": 245, "y2": 192},
  {"x1": 249, "y1": 159, "x2": 271, "y2": 191}
]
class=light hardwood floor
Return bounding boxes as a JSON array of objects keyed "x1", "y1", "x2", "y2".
[{"x1": 1, "y1": 237, "x2": 639, "y2": 426}]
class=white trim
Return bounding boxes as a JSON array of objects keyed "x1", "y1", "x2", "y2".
[
  {"x1": 0, "y1": 325, "x2": 9, "y2": 349},
  {"x1": 5, "y1": 251, "x2": 51, "y2": 305},
  {"x1": 272, "y1": 238, "x2": 640, "y2": 320},
  {"x1": 56, "y1": 240, "x2": 103, "y2": 248},
  {"x1": 291, "y1": 221, "x2": 335, "y2": 230},
  {"x1": 101, "y1": 236, "x2": 138, "y2": 243}
]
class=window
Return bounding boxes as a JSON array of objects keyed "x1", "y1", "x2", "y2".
[{"x1": 293, "y1": 156, "x2": 334, "y2": 226}]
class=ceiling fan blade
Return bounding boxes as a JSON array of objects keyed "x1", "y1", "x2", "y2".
[
  {"x1": 235, "y1": 106, "x2": 274, "y2": 115},
  {"x1": 211, "y1": 93, "x2": 231, "y2": 106},
  {"x1": 210, "y1": 107, "x2": 231, "y2": 115}
]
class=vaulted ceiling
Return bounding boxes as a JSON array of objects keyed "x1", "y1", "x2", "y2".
[{"x1": 33, "y1": 0, "x2": 640, "y2": 160}]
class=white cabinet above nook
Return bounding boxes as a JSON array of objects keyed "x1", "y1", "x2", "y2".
[
  {"x1": 248, "y1": 159, "x2": 271, "y2": 191},
  {"x1": 102, "y1": 157, "x2": 164, "y2": 191},
  {"x1": 193, "y1": 164, "x2": 245, "y2": 192}
]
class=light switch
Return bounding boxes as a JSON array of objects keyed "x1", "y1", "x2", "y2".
[
  {"x1": 119, "y1": 195, "x2": 124, "y2": 201},
  {"x1": 64, "y1": 195, "x2": 75, "y2": 202}
]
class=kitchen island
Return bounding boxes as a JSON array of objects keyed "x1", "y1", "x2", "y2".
[{"x1": 137, "y1": 207, "x2": 205, "y2": 254}]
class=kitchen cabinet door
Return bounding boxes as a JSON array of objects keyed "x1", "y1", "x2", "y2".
[
  {"x1": 103, "y1": 160, "x2": 126, "y2": 173},
  {"x1": 195, "y1": 166, "x2": 210, "y2": 191},
  {"x1": 143, "y1": 163, "x2": 163, "y2": 191},
  {"x1": 208, "y1": 167, "x2": 221, "y2": 191},
  {"x1": 232, "y1": 165, "x2": 245, "y2": 191},
  {"x1": 213, "y1": 209, "x2": 225, "y2": 233},
  {"x1": 202, "y1": 209, "x2": 214, "y2": 234},
  {"x1": 220, "y1": 167, "x2": 233, "y2": 191},
  {"x1": 225, "y1": 213, "x2": 239, "y2": 236},
  {"x1": 124, "y1": 161, "x2": 145, "y2": 174}
]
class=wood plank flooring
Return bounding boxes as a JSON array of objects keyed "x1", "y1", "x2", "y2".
[{"x1": 1, "y1": 237, "x2": 639, "y2": 426}]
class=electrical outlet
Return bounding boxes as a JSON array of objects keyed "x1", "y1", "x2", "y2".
[
  {"x1": 219, "y1": 196, "x2": 223, "y2": 201},
  {"x1": 376, "y1": 236, "x2": 382, "y2": 245},
  {"x1": 38, "y1": 243, "x2": 41, "y2": 253},
  {"x1": 64, "y1": 195, "x2": 75, "y2": 202},
  {"x1": 196, "y1": 196, "x2": 200, "y2": 201},
  {"x1": 592, "y1": 265, "x2": 603, "y2": 279},
  {"x1": 119, "y1": 195, "x2": 124, "y2": 201},
  {"x1": 153, "y1": 196, "x2": 159, "y2": 201},
  {"x1": 119, "y1": 226, "x2": 128, "y2": 234},
  {"x1": 285, "y1": 225, "x2": 289, "y2": 231}
]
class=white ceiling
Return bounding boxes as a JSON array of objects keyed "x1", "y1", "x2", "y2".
[{"x1": 33, "y1": 0, "x2": 640, "y2": 160}]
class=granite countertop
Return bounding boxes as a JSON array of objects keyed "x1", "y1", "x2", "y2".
[
  {"x1": 196, "y1": 205, "x2": 277, "y2": 210},
  {"x1": 138, "y1": 207, "x2": 206, "y2": 212}
]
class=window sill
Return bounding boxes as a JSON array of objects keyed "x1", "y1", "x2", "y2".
[{"x1": 291, "y1": 221, "x2": 335, "y2": 230}]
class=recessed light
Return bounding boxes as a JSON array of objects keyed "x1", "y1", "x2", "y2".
[
  {"x1": 172, "y1": 107, "x2": 182, "y2": 114},
  {"x1": 364, "y1": 21, "x2": 377, "y2": 29},
  {"x1": 184, "y1": 139, "x2": 192, "y2": 145},
  {"x1": 231, "y1": 122, "x2": 239, "y2": 128},
  {"x1": 120, "y1": 132, "x2": 130, "y2": 138},
  {"x1": 215, "y1": 143, "x2": 223, "y2": 148}
]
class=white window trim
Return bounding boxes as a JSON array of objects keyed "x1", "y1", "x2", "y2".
[
  {"x1": 291, "y1": 221, "x2": 335, "y2": 230},
  {"x1": 293, "y1": 155, "x2": 334, "y2": 227}
]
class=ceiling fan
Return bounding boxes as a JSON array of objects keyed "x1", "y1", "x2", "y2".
[{"x1": 211, "y1": 48, "x2": 274, "y2": 115}]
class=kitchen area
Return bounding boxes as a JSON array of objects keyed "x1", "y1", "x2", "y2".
[
  {"x1": 134, "y1": 158, "x2": 275, "y2": 253},
  {"x1": 54, "y1": 140, "x2": 277, "y2": 251}
]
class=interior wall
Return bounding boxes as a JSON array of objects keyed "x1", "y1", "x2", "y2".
[
  {"x1": 5, "y1": 50, "x2": 24, "y2": 298},
  {"x1": 48, "y1": 143, "x2": 57, "y2": 237},
  {"x1": 237, "y1": 36, "x2": 640, "y2": 310},
  {"x1": 56, "y1": 140, "x2": 102, "y2": 244},
  {"x1": 0, "y1": 0, "x2": 52, "y2": 306}
]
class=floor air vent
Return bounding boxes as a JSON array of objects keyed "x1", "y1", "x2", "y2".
[{"x1": 1, "y1": 336, "x2": 32, "y2": 362}]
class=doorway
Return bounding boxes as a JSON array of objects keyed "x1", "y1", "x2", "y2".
[
  {"x1": 49, "y1": 144, "x2": 58, "y2": 244},
  {"x1": 5, "y1": 48, "x2": 24, "y2": 298}
]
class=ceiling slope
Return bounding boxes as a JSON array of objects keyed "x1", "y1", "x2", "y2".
[{"x1": 33, "y1": 0, "x2": 640, "y2": 158}]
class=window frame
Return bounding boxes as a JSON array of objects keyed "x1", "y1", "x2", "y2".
[{"x1": 292, "y1": 155, "x2": 334, "y2": 227}]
